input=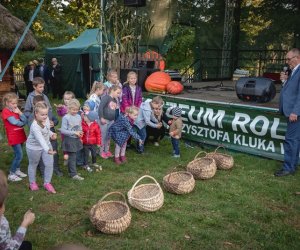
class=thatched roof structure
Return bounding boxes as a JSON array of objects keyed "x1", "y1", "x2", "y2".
[{"x1": 0, "y1": 4, "x2": 38, "y2": 50}]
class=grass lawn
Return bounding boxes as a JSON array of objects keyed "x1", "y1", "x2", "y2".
[{"x1": 1, "y1": 135, "x2": 300, "y2": 250}]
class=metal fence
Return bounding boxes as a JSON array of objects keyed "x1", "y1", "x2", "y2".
[{"x1": 183, "y1": 49, "x2": 287, "y2": 82}]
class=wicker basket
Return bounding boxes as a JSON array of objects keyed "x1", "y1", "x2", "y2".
[
  {"x1": 163, "y1": 171, "x2": 195, "y2": 194},
  {"x1": 207, "y1": 146, "x2": 234, "y2": 170},
  {"x1": 128, "y1": 175, "x2": 164, "y2": 212},
  {"x1": 90, "y1": 192, "x2": 131, "y2": 234},
  {"x1": 186, "y1": 151, "x2": 217, "y2": 180}
]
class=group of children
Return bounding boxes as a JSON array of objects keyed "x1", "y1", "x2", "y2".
[{"x1": 1, "y1": 69, "x2": 183, "y2": 195}]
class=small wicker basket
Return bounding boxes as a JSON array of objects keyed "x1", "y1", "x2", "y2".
[
  {"x1": 163, "y1": 171, "x2": 195, "y2": 194},
  {"x1": 207, "y1": 146, "x2": 234, "y2": 170},
  {"x1": 90, "y1": 192, "x2": 131, "y2": 234},
  {"x1": 127, "y1": 175, "x2": 164, "y2": 212},
  {"x1": 186, "y1": 151, "x2": 217, "y2": 180}
]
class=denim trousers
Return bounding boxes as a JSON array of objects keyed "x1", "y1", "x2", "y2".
[
  {"x1": 171, "y1": 137, "x2": 180, "y2": 155},
  {"x1": 10, "y1": 144, "x2": 23, "y2": 174}
]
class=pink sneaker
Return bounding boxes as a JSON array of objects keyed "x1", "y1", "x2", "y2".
[
  {"x1": 29, "y1": 182, "x2": 39, "y2": 191},
  {"x1": 101, "y1": 152, "x2": 108, "y2": 159},
  {"x1": 106, "y1": 151, "x2": 113, "y2": 158},
  {"x1": 120, "y1": 156, "x2": 127, "y2": 163},
  {"x1": 114, "y1": 157, "x2": 122, "y2": 165},
  {"x1": 44, "y1": 183, "x2": 56, "y2": 194}
]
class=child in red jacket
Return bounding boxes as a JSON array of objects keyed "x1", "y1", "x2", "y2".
[
  {"x1": 82, "y1": 111, "x2": 102, "y2": 172},
  {"x1": 1, "y1": 93, "x2": 27, "y2": 182}
]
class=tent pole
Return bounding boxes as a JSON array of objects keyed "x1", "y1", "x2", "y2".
[
  {"x1": 99, "y1": 0, "x2": 104, "y2": 82},
  {"x1": 0, "y1": 0, "x2": 45, "y2": 81}
]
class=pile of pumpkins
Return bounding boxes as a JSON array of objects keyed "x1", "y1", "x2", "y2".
[{"x1": 145, "y1": 71, "x2": 184, "y2": 95}]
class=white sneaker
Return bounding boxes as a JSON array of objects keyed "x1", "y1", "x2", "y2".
[
  {"x1": 83, "y1": 165, "x2": 93, "y2": 172},
  {"x1": 15, "y1": 169, "x2": 27, "y2": 178},
  {"x1": 8, "y1": 173, "x2": 22, "y2": 182},
  {"x1": 93, "y1": 163, "x2": 102, "y2": 170},
  {"x1": 154, "y1": 142, "x2": 159, "y2": 146},
  {"x1": 72, "y1": 175, "x2": 84, "y2": 181}
]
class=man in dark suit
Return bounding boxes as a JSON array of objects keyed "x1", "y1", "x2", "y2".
[
  {"x1": 37, "y1": 58, "x2": 50, "y2": 94},
  {"x1": 275, "y1": 48, "x2": 300, "y2": 177},
  {"x1": 50, "y1": 57, "x2": 63, "y2": 99}
]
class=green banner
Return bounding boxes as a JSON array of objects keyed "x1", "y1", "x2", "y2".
[{"x1": 144, "y1": 93, "x2": 287, "y2": 161}]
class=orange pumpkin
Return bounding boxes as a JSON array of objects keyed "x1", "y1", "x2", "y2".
[
  {"x1": 167, "y1": 81, "x2": 184, "y2": 95},
  {"x1": 145, "y1": 72, "x2": 171, "y2": 93}
]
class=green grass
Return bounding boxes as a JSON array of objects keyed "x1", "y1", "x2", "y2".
[{"x1": 1, "y1": 135, "x2": 300, "y2": 250}]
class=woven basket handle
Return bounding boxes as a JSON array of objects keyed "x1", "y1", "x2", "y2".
[
  {"x1": 98, "y1": 191, "x2": 127, "y2": 204},
  {"x1": 130, "y1": 175, "x2": 161, "y2": 192},
  {"x1": 194, "y1": 151, "x2": 207, "y2": 159},
  {"x1": 214, "y1": 146, "x2": 227, "y2": 153},
  {"x1": 167, "y1": 165, "x2": 185, "y2": 182}
]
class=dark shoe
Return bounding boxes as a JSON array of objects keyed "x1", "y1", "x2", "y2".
[
  {"x1": 54, "y1": 169, "x2": 63, "y2": 177},
  {"x1": 274, "y1": 169, "x2": 294, "y2": 177}
]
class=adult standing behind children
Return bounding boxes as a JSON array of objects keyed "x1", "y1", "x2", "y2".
[
  {"x1": 1, "y1": 93, "x2": 27, "y2": 182},
  {"x1": 0, "y1": 170, "x2": 35, "y2": 250},
  {"x1": 134, "y1": 96, "x2": 163, "y2": 153},
  {"x1": 24, "y1": 77, "x2": 52, "y2": 122},
  {"x1": 36, "y1": 58, "x2": 50, "y2": 95},
  {"x1": 50, "y1": 58, "x2": 63, "y2": 99},
  {"x1": 23, "y1": 61, "x2": 39, "y2": 97}
]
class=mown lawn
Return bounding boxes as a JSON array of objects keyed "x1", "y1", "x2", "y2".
[{"x1": 1, "y1": 132, "x2": 300, "y2": 250}]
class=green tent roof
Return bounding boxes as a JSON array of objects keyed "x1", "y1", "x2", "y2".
[{"x1": 46, "y1": 28, "x2": 101, "y2": 55}]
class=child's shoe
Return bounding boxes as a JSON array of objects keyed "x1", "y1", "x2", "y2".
[
  {"x1": 83, "y1": 165, "x2": 93, "y2": 172},
  {"x1": 8, "y1": 173, "x2": 22, "y2": 182},
  {"x1": 72, "y1": 175, "x2": 84, "y2": 181},
  {"x1": 15, "y1": 169, "x2": 27, "y2": 178},
  {"x1": 54, "y1": 169, "x2": 63, "y2": 177},
  {"x1": 93, "y1": 163, "x2": 102, "y2": 170},
  {"x1": 101, "y1": 152, "x2": 108, "y2": 159},
  {"x1": 154, "y1": 142, "x2": 160, "y2": 147},
  {"x1": 29, "y1": 182, "x2": 39, "y2": 191},
  {"x1": 120, "y1": 156, "x2": 127, "y2": 163},
  {"x1": 106, "y1": 151, "x2": 113, "y2": 158},
  {"x1": 114, "y1": 157, "x2": 122, "y2": 165},
  {"x1": 172, "y1": 154, "x2": 180, "y2": 158},
  {"x1": 44, "y1": 183, "x2": 56, "y2": 194}
]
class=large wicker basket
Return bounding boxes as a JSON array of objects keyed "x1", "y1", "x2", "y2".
[
  {"x1": 127, "y1": 175, "x2": 164, "y2": 212},
  {"x1": 163, "y1": 171, "x2": 195, "y2": 194},
  {"x1": 186, "y1": 151, "x2": 217, "y2": 180},
  {"x1": 207, "y1": 146, "x2": 234, "y2": 170},
  {"x1": 90, "y1": 192, "x2": 131, "y2": 234}
]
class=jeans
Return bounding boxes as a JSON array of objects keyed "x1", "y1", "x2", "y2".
[
  {"x1": 135, "y1": 126, "x2": 147, "y2": 153},
  {"x1": 171, "y1": 137, "x2": 180, "y2": 155},
  {"x1": 10, "y1": 144, "x2": 23, "y2": 174},
  {"x1": 76, "y1": 148, "x2": 85, "y2": 166}
]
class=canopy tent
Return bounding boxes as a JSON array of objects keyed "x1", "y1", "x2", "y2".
[{"x1": 45, "y1": 29, "x2": 102, "y2": 98}]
